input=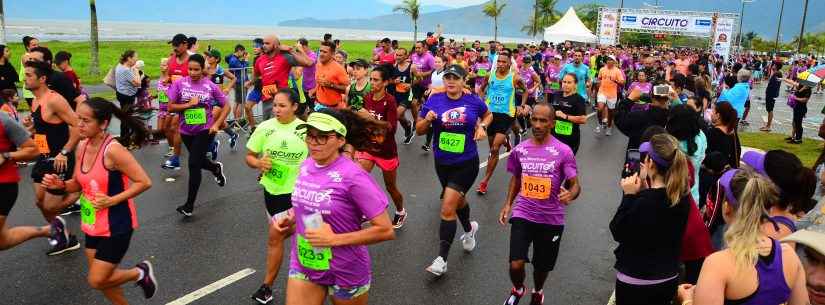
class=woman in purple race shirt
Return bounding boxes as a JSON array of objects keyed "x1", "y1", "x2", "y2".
[{"x1": 274, "y1": 108, "x2": 395, "y2": 305}]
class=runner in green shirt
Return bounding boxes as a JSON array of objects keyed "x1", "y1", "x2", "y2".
[{"x1": 245, "y1": 88, "x2": 308, "y2": 304}]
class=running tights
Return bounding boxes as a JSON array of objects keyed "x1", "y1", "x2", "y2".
[
  {"x1": 438, "y1": 205, "x2": 472, "y2": 259},
  {"x1": 181, "y1": 131, "x2": 219, "y2": 210}
]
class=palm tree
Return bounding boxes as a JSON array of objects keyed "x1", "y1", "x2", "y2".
[
  {"x1": 483, "y1": 0, "x2": 507, "y2": 41},
  {"x1": 0, "y1": 0, "x2": 6, "y2": 44},
  {"x1": 89, "y1": 0, "x2": 100, "y2": 76},
  {"x1": 575, "y1": 3, "x2": 605, "y2": 32},
  {"x1": 743, "y1": 31, "x2": 757, "y2": 49},
  {"x1": 393, "y1": 0, "x2": 421, "y2": 44},
  {"x1": 522, "y1": 0, "x2": 559, "y2": 37}
]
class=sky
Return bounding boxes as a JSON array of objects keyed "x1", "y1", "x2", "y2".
[{"x1": 379, "y1": 0, "x2": 487, "y2": 7}]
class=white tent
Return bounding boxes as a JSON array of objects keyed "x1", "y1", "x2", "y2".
[{"x1": 543, "y1": 7, "x2": 598, "y2": 44}]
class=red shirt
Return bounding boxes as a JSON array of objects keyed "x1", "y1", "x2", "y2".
[
  {"x1": 0, "y1": 118, "x2": 18, "y2": 183},
  {"x1": 167, "y1": 54, "x2": 189, "y2": 82},
  {"x1": 377, "y1": 50, "x2": 396, "y2": 65},
  {"x1": 254, "y1": 52, "x2": 292, "y2": 92},
  {"x1": 363, "y1": 91, "x2": 398, "y2": 159}
]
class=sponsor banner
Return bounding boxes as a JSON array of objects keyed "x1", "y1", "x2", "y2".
[
  {"x1": 599, "y1": 11, "x2": 618, "y2": 45},
  {"x1": 620, "y1": 13, "x2": 713, "y2": 34},
  {"x1": 713, "y1": 17, "x2": 735, "y2": 60}
]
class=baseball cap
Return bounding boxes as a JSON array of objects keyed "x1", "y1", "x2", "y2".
[
  {"x1": 168, "y1": 33, "x2": 188, "y2": 46},
  {"x1": 349, "y1": 58, "x2": 370, "y2": 69},
  {"x1": 297, "y1": 111, "x2": 347, "y2": 137},
  {"x1": 443, "y1": 64, "x2": 467, "y2": 78},
  {"x1": 741, "y1": 151, "x2": 768, "y2": 176},
  {"x1": 206, "y1": 49, "x2": 221, "y2": 59}
]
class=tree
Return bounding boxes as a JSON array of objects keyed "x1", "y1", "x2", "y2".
[
  {"x1": 393, "y1": 0, "x2": 421, "y2": 44},
  {"x1": 483, "y1": 0, "x2": 507, "y2": 41},
  {"x1": 522, "y1": 0, "x2": 560, "y2": 37},
  {"x1": 0, "y1": 0, "x2": 6, "y2": 44},
  {"x1": 575, "y1": 3, "x2": 605, "y2": 32},
  {"x1": 742, "y1": 31, "x2": 757, "y2": 49},
  {"x1": 89, "y1": 0, "x2": 100, "y2": 76}
]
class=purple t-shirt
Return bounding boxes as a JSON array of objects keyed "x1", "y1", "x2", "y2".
[
  {"x1": 545, "y1": 64, "x2": 562, "y2": 93},
  {"x1": 411, "y1": 51, "x2": 435, "y2": 87},
  {"x1": 473, "y1": 61, "x2": 492, "y2": 87},
  {"x1": 518, "y1": 66, "x2": 537, "y2": 94},
  {"x1": 289, "y1": 156, "x2": 388, "y2": 287},
  {"x1": 302, "y1": 51, "x2": 318, "y2": 91},
  {"x1": 629, "y1": 82, "x2": 652, "y2": 96},
  {"x1": 167, "y1": 76, "x2": 227, "y2": 135},
  {"x1": 419, "y1": 92, "x2": 488, "y2": 165},
  {"x1": 157, "y1": 81, "x2": 170, "y2": 112},
  {"x1": 506, "y1": 137, "x2": 577, "y2": 225}
]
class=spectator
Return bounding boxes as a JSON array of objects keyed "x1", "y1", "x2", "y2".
[
  {"x1": 0, "y1": 45, "x2": 18, "y2": 92},
  {"x1": 761, "y1": 64, "x2": 783, "y2": 132},
  {"x1": 54, "y1": 51, "x2": 81, "y2": 93},
  {"x1": 718, "y1": 69, "x2": 751, "y2": 120},
  {"x1": 226, "y1": 44, "x2": 249, "y2": 106},
  {"x1": 115, "y1": 50, "x2": 141, "y2": 147}
]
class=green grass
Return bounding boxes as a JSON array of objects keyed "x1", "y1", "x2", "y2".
[
  {"x1": 7, "y1": 40, "x2": 386, "y2": 85},
  {"x1": 739, "y1": 132, "x2": 823, "y2": 167}
]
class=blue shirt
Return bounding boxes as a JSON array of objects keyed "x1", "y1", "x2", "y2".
[
  {"x1": 718, "y1": 82, "x2": 750, "y2": 118},
  {"x1": 420, "y1": 93, "x2": 488, "y2": 165},
  {"x1": 226, "y1": 54, "x2": 249, "y2": 85},
  {"x1": 559, "y1": 63, "x2": 590, "y2": 100}
]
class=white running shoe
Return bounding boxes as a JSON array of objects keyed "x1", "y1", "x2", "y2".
[
  {"x1": 593, "y1": 124, "x2": 601, "y2": 134},
  {"x1": 461, "y1": 221, "x2": 479, "y2": 252},
  {"x1": 426, "y1": 256, "x2": 448, "y2": 276},
  {"x1": 605, "y1": 128, "x2": 612, "y2": 136}
]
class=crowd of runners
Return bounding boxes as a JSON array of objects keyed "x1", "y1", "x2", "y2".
[{"x1": 0, "y1": 31, "x2": 825, "y2": 305}]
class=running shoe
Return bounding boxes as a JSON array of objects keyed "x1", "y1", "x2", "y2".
[
  {"x1": 529, "y1": 290, "x2": 544, "y2": 305},
  {"x1": 229, "y1": 133, "x2": 239, "y2": 151},
  {"x1": 461, "y1": 221, "x2": 479, "y2": 252},
  {"x1": 503, "y1": 286, "x2": 526, "y2": 305},
  {"x1": 50, "y1": 216, "x2": 68, "y2": 245},
  {"x1": 251, "y1": 284, "x2": 273, "y2": 304},
  {"x1": 392, "y1": 210, "x2": 407, "y2": 229},
  {"x1": 47, "y1": 234, "x2": 79, "y2": 256},
  {"x1": 425, "y1": 256, "x2": 448, "y2": 276},
  {"x1": 135, "y1": 261, "x2": 158, "y2": 299},
  {"x1": 213, "y1": 161, "x2": 227, "y2": 186},
  {"x1": 162, "y1": 156, "x2": 181, "y2": 170},
  {"x1": 605, "y1": 127, "x2": 612, "y2": 136},
  {"x1": 209, "y1": 140, "x2": 220, "y2": 161},
  {"x1": 593, "y1": 124, "x2": 601, "y2": 134},
  {"x1": 403, "y1": 130, "x2": 415, "y2": 145},
  {"x1": 176, "y1": 205, "x2": 193, "y2": 217},
  {"x1": 59, "y1": 203, "x2": 81, "y2": 216},
  {"x1": 421, "y1": 144, "x2": 431, "y2": 152},
  {"x1": 477, "y1": 181, "x2": 488, "y2": 195},
  {"x1": 165, "y1": 147, "x2": 174, "y2": 157}
]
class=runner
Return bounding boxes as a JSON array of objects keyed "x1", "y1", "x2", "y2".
[
  {"x1": 345, "y1": 59, "x2": 371, "y2": 111},
  {"x1": 314, "y1": 41, "x2": 349, "y2": 110},
  {"x1": 514, "y1": 56, "x2": 541, "y2": 140},
  {"x1": 550, "y1": 73, "x2": 588, "y2": 154},
  {"x1": 416, "y1": 64, "x2": 491, "y2": 276},
  {"x1": 421, "y1": 54, "x2": 449, "y2": 151},
  {"x1": 356, "y1": 64, "x2": 407, "y2": 229},
  {"x1": 678, "y1": 169, "x2": 808, "y2": 305},
  {"x1": 470, "y1": 50, "x2": 492, "y2": 99},
  {"x1": 277, "y1": 108, "x2": 395, "y2": 305},
  {"x1": 156, "y1": 58, "x2": 180, "y2": 169},
  {"x1": 205, "y1": 49, "x2": 239, "y2": 153},
  {"x1": 161, "y1": 33, "x2": 189, "y2": 171},
  {"x1": 41, "y1": 97, "x2": 157, "y2": 304},
  {"x1": 373, "y1": 38, "x2": 395, "y2": 65},
  {"x1": 543, "y1": 55, "x2": 562, "y2": 105},
  {"x1": 477, "y1": 50, "x2": 528, "y2": 195},
  {"x1": 498, "y1": 103, "x2": 581, "y2": 305},
  {"x1": 22, "y1": 60, "x2": 82, "y2": 255},
  {"x1": 297, "y1": 38, "x2": 318, "y2": 114},
  {"x1": 246, "y1": 35, "x2": 313, "y2": 130},
  {"x1": 411, "y1": 41, "x2": 436, "y2": 127},
  {"x1": 246, "y1": 89, "x2": 307, "y2": 304},
  {"x1": 166, "y1": 54, "x2": 228, "y2": 217},
  {"x1": 595, "y1": 56, "x2": 625, "y2": 136},
  {"x1": 558, "y1": 50, "x2": 591, "y2": 102},
  {"x1": 20, "y1": 36, "x2": 39, "y2": 106},
  {"x1": 389, "y1": 47, "x2": 415, "y2": 144},
  {"x1": 0, "y1": 111, "x2": 52, "y2": 250}
]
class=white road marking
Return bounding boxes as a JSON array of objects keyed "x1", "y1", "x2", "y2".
[{"x1": 165, "y1": 268, "x2": 256, "y2": 305}]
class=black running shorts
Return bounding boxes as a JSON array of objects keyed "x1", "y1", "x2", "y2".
[
  {"x1": 86, "y1": 231, "x2": 133, "y2": 264},
  {"x1": 509, "y1": 217, "x2": 565, "y2": 272},
  {"x1": 264, "y1": 192, "x2": 293, "y2": 218},
  {"x1": 435, "y1": 157, "x2": 480, "y2": 197},
  {"x1": 489, "y1": 113, "x2": 515, "y2": 135},
  {"x1": 0, "y1": 183, "x2": 18, "y2": 216},
  {"x1": 31, "y1": 155, "x2": 75, "y2": 184}
]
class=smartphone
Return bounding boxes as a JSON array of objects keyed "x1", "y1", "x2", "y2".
[
  {"x1": 653, "y1": 84, "x2": 670, "y2": 96},
  {"x1": 622, "y1": 149, "x2": 641, "y2": 178}
]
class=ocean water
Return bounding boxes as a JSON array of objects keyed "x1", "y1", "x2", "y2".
[{"x1": 3, "y1": 19, "x2": 534, "y2": 43}]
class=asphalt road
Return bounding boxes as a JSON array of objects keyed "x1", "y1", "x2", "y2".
[{"x1": 1, "y1": 115, "x2": 628, "y2": 305}]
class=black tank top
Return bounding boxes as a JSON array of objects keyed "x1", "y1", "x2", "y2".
[{"x1": 32, "y1": 91, "x2": 70, "y2": 157}]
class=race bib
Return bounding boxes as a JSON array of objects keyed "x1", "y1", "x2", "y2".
[
  {"x1": 297, "y1": 235, "x2": 332, "y2": 270},
  {"x1": 438, "y1": 132, "x2": 466, "y2": 154},
  {"x1": 395, "y1": 82, "x2": 411, "y2": 93},
  {"x1": 521, "y1": 175, "x2": 551, "y2": 200},
  {"x1": 262, "y1": 84, "x2": 278, "y2": 99},
  {"x1": 183, "y1": 108, "x2": 207, "y2": 125},
  {"x1": 266, "y1": 161, "x2": 291, "y2": 186},
  {"x1": 554, "y1": 120, "x2": 573, "y2": 136},
  {"x1": 79, "y1": 194, "x2": 96, "y2": 225},
  {"x1": 477, "y1": 68, "x2": 488, "y2": 77},
  {"x1": 34, "y1": 134, "x2": 50, "y2": 154},
  {"x1": 550, "y1": 82, "x2": 561, "y2": 90},
  {"x1": 157, "y1": 91, "x2": 169, "y2": 104}
]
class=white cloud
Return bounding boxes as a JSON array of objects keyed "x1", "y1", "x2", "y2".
[{"x1": 380, "y1": 0, "x2": 487, "y2": 7}]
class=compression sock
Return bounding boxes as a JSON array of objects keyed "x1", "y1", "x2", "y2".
[
  {"x1": 438, "y1": 219, "x2": 457, "y2": 259},
  {"x1": 457, "y1": 204, "x2": 472, "y2": 232}
]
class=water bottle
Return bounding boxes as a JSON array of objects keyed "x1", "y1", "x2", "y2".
[
  {"x1": 302, "y1": 212, "x2": 324, "y2": 254},
  {"x1": 89, "y1": 179, "x2": 99, "y2": 202}
]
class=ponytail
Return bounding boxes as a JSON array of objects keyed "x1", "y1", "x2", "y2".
[
  {"x1": 84, "y1": 97, "x2": 148, "y2": 147},
  {"x1": 724, "y1": 170, "x2": 778, "y2": 273},
  {"x1": 649, "y1": 134, "x2": 690, "y2": 205}
]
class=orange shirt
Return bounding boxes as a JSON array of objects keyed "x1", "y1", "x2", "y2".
[
  {"x1": 598, "y1": 67, "x2": 624, "y2": 99},
  {"x1": 315, "y1": 60, "x2": 349, "y2": 107}
]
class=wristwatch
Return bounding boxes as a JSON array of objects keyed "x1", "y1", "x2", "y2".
[{"x1": 60, "y1": 149, "x2": 71, "y2": 156}]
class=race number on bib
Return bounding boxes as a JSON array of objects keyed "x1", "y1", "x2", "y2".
[
  {"x1": 438, "y1": 132, "x2": 466, "y2": 153},
  {"x1": 477, "y1": 69, "x2": 488, "y2": 77},
  {"x1": 266, "y1": 161, "x2": 291, "y2": 186},
  {"x1": 521, "y1": 175, "x2": 551, "y2": 199},
  {"x1": 262, "y1": 84, "x2": 278, "y2": 99},
  {"x1": 79, "y1": 195, "x2": 96, "y2": 225},
  {"x1": 554, "y1": 120, "x2": 573, "y2": 136},
  {"x1": 297, "y1": 235, "x2": 332, "y2": 270},
  {"x1": 34, "y1": 134, "x2": 50, "y2": 154},
  {"x1": 157, "y1": 91, "x2": 169, "y2": 104},
  {"x1": 183, "y1": 108, "x2": 207, "y2": 125},
  {"x1": 550, "y1": 82, "x2": 561, "y2": 90}
]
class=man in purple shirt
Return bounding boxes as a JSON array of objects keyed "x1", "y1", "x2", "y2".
[
  {"x1": 298, "y1": 38, "x2": 318, "y2": 106},
  {"x1": 498, "y1": 103, "x2": 580, "y2": 305},
  {"x1": 410, "y1": 41, "x2": 435, "y2": 120}
]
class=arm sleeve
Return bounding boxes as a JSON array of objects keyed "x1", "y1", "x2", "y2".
[{"x1": 0, "y1": 112, "x2": 30, "y2": 146}]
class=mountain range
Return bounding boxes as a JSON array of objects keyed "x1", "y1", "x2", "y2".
[{"x1": 7, "y1": 0, "x2": 824, "y2": 42}]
